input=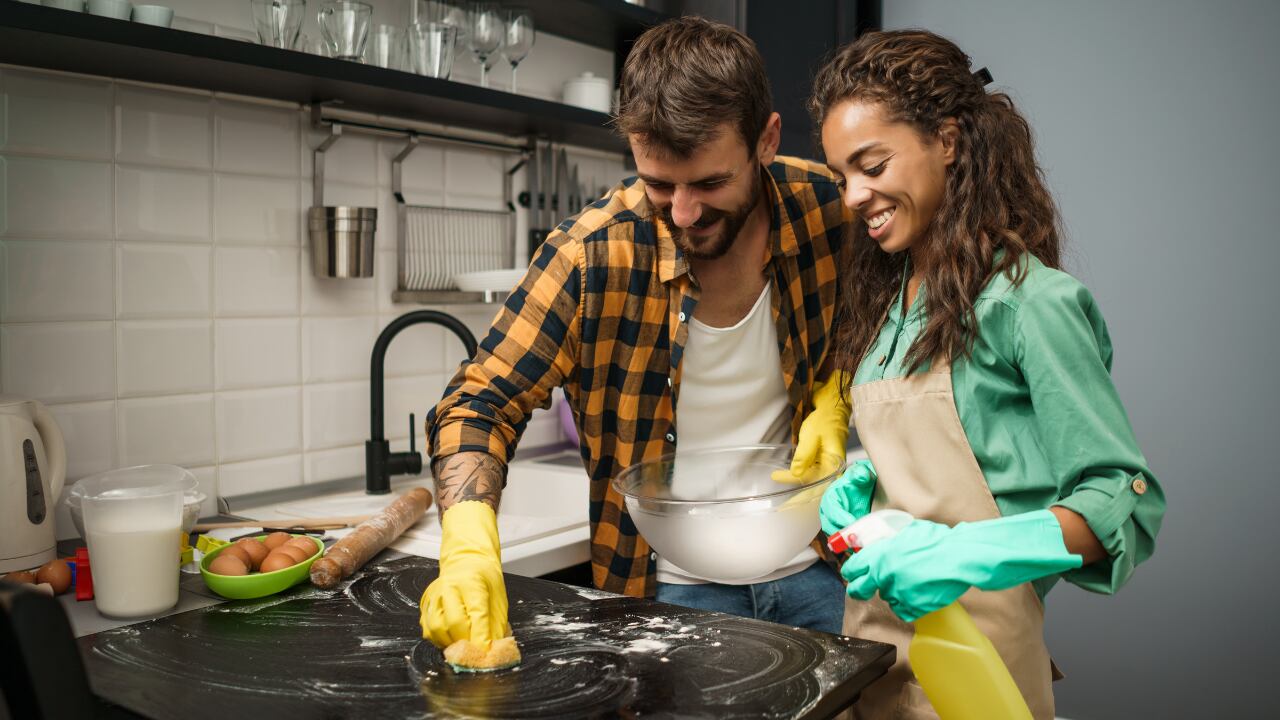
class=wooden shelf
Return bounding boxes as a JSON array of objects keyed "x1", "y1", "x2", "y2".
[{"x1": 0, "y1": 0, "x2": 671, "y2": 153}]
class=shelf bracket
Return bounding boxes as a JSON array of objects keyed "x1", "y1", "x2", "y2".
[{"x1": 313, "y1": 122, "x2": 343, "y2": 208}]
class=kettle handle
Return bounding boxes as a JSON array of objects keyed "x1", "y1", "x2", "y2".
[{"x1": 31, "y1": 402, "x2": 67, "y2": 501}]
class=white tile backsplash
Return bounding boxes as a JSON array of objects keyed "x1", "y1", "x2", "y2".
[
  {"x1": 304, "y1": 130, "x2": 378, "y2": 189},
  {"x1": 1, "y1": 240, "x2": 113, "y2": 321},
  {"x1": 301, "y1": 261, "x2": 376, "y2": 316},
  {"x1": 303, "y1": 380, "x2": 368, "y2": 450},
  {"x1": 118, "y1": 242, "x2": 212, "y2": 317},
  {"x1": 304, "y1": 443, "x2": 364, "y2": 485},
  {"x1": 215, "y1": 174, "x2": 299, "y2": 246},
  {"x1": 378, "y1": 138, "x2": 445, "y2": 194},
  {"x1": 215, "y1": 386, "x2": 301, "y2": 462},
  {"x1": 0, "y1": 69, "x2": 113, "y2": 159},
  {"x1": 303, "y1": 316, "x2": 376, "y2": 382},
  {"x1": 117, "y1": 320, "x2": 214, "y2": 396},
  {"x1": 118, "y1": 393, "x2": 216, "y2": 467},
  {"x1": 47, "y1": 400, "x2": 117, "y2": 480},
  {"x1": 217, "y1": 454, "x2": 302, "y2": 497},
  {"x1": 115, "y1": 165, "x2": 212, "y2": 242},
  {"x1": 384, "y1": 374, "x2": 448, "y2": 442},
  {"x1": 380, "y1": 316, "x2": 447, "y2": 378},
  {"x1": 4, "y1": 62, "x2": 595, "y2": 502},
  {"x1": 444, "y1": 148, "x2": 508, "y2": 210},
  {"x1": 1, "y1": 321, "x2": 115, "y2": 402},
  {"x1": 313, "y1": 180, "x2": 377, "y2": 210},
  {"x1": 215, "y1": 318, "x2": 300, "y2": 389},
  {"x1": 115, "y1": 84, "x2": 212, "y2": 169},
  {"x1": 0, "y1": 156, "x2": 113, "y2": 239},
  {"x1": 214, "y1": 99, "x2": 299, "y2": 177},
  {"x1": 215, "y1": 246, "x2": 299, "y2": 316}
]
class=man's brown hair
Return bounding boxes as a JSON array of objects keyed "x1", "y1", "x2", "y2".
[{"x1": 615, "y1": 16, "x2": 772, "y2": 159}]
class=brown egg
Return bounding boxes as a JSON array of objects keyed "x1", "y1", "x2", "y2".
[
  {"x1": 2, "y1": 570, "x2": 36, "y2": 585},
  {"x1": 208, "y1": 554, "x2": 248, "y2": 576},
  {"x1": 219, "y1": 543, "x2": 254, "y2": 568},
  {"x1": 263, "y1": 531, "x2": 292, "y2": 550},
  {"x1": 285, "y1": 536, "x2": 318, "y2": 556},
  {"x1": 259, "y1": 551, "x2": 297, "y2": 573},
  {"x1": 35, "y1": 559, "x2": 72, "y2": 594},
  {"x1": 234, "y1": 539, "x2": 269, "y2": 569},
  {"x1": 273, "y1": 544, "x2": 309, "y2": 564}
]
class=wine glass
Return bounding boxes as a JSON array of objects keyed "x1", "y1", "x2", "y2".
[
  {"x1": 501, "y1": 8, "x2": 535, "y2": 94},
  {"x1": 467, "y1": 2, "x2": 503, "y2": 88}
]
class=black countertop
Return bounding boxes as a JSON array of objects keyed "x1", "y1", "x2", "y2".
[{"x1": 79, "y1": 555, "x2": 894, "y2": 719}]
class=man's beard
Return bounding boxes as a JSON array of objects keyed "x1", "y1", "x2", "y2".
[{"x1": 661, "y1": 172, "x2": 762, "y2": 261}]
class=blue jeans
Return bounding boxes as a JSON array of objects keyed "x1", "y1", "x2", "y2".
[{"x1": 655, "y1": 560, "x2": 844, "y2": 634}]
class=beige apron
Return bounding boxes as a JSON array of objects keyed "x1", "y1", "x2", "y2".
[{"x1": 844, "y1": 362, "x2": 1059, "y2": 720}]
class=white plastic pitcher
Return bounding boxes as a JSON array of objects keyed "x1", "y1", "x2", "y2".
[{"x1": 78, "y1": 465, "x2": 193, "y2": 618}]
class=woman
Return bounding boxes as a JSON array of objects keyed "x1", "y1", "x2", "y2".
[{"x1": 800, "y1": 30, "x2": 1165, "y2": 718}]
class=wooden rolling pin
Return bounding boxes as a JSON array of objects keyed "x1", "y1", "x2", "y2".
[{"x1": 310, "y1": 487, "x2": 433, "y2": 589}]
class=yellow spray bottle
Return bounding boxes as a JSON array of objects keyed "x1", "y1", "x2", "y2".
[{"x1": 828, "y1": 510, "x2": 1032, "y2": 720}]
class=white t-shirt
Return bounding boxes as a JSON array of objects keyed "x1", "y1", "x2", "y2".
[{"x1": 656, "y1": 284, "x2": 820, "y2": 585}]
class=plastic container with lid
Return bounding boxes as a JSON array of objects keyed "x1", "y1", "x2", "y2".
[
  {"x1": 75, "y1": 464, "x2": 193, "y2": 618},
  {"x1": 562, "y1": 71, "x2": 613, "y2": 113}
]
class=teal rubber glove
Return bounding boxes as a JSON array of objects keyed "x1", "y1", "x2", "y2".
[
  {"x1": 819, "y1": 459, "x2": 877, "y2": 537},
  {"x1": 841, "y1": 510, "x2": 1084, "y2": 622}
]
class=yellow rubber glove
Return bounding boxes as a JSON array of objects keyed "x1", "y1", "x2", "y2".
[
  {"x1": 772, "y1": 371, "x2": 852, "y2": 483},
  {"x1": 419, "y1": 501, "x2": 511, "y2": 649}
]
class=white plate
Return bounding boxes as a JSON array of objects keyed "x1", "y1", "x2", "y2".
[{"x1": 454, "y1": 268, "x2": 525, "y2": 292}]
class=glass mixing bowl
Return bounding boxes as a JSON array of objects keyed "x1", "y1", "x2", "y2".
[{"x1": 612, "y1": 444, "x2": 845, "y2": 583}]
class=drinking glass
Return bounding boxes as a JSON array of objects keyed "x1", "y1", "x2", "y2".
[
  {"x1": 408, "y1": 22, "x2": 457, "y2": 79},
  {"x1": 365, "y1": 24, "x2": 406, "y2": 69},
  {"x1": 317, "y1": 0, "x2": 372, "y2": 61},
  {"x1": 501, "y1": 8, "x2": 534, "y2": 94},
  {"x1": 295, "y1": 31, "x2": 331, "y2": 56},
  {"x1": 467, "y1": 2, "x2": 503, "y2": 88},
  {"x1": 250, "y1": 0, "x2": 306, "y2": 49},
  {"x1": 417, "y1": 0, "x2": 468, "y2": 54}
]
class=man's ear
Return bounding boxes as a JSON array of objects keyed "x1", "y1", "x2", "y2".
[
  {"x1": 757, "y1": 112, "x2": 782, "y2": 165},
  {"x1": 938, "y1": 117, "x2": 960, "y2": 166}
]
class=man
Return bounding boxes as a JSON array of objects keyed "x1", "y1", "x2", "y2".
[{"x1": 420, "y1": 17, "x2": 855, "y2": 657}]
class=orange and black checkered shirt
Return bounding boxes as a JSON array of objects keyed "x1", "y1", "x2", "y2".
[{"x1": 426, "y1": 156, "x2": 851, "y2": 597}]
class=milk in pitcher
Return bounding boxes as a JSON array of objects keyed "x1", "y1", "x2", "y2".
[{"x1": 85, "y1": 509, "x2": 181, "y2": 617}]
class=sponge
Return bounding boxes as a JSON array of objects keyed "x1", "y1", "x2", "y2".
[{"x1": 443, "y1": 637, "x2": 522, "y2": 672}]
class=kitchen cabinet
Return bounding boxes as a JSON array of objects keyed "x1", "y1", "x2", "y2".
[{"x1": 0, "y1": 0, "x2": 672, "y2": 154}]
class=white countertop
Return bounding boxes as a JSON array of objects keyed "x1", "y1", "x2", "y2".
[
  {"x1": 59, "y1": 451, "x2": 593, "y2": 637},
  {"x1": 235, "y1": 452, "x2": 592, "y2": 578}
]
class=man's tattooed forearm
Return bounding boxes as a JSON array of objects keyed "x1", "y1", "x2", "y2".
[{"x1": 431, "y1": 452, "x2": 504, "y2": 514}]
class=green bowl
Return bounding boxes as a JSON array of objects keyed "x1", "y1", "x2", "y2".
[{"x1": 199, "y1": 535, "x2": 324, "y2": 600}]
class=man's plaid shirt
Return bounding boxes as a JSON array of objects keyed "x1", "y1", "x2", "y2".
[{"x1": 426, "y1": 155, "x2": 851, "y2": 597}]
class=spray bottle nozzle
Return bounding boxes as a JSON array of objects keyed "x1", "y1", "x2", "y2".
[{"x1": 825, "y1": 509, "x2": 915, "y2": 555}]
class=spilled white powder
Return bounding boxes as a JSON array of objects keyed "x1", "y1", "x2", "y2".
[
  {"x1": 359, "y1": 637, "x2": 403, "y2": 648},
  {"x1": 533, "y1": 612, "x2": 594, "y2": 632},
  {"x1": 623, "y1": 637, "x2": 670, "y2": 654}
]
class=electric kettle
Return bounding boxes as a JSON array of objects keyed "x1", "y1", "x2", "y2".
[{"x1": 0, "y1": 396, "x2": 66, "y2": 573}]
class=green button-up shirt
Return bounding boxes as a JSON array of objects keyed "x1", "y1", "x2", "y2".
[{"x1": 853, "y1": 254, "x2": 1164, "y2": 600}]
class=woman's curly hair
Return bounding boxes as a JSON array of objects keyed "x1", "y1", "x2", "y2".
[{"x1": 810, "y1": 30, "x2": 1062, "y2": 375}]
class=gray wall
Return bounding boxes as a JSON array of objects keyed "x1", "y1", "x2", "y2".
[{"x1": 879, "y1": 1, "x2": 1279, "y2": 717}]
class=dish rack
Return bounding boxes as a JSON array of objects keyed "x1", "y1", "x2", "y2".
[{"x1": 393, "y1": 136, "x2": 517, "y2": 296}]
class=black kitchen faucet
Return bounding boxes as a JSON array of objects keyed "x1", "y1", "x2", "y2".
[{"x1": 366, "y1": 310, "x2": 478, "y2": 495}]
